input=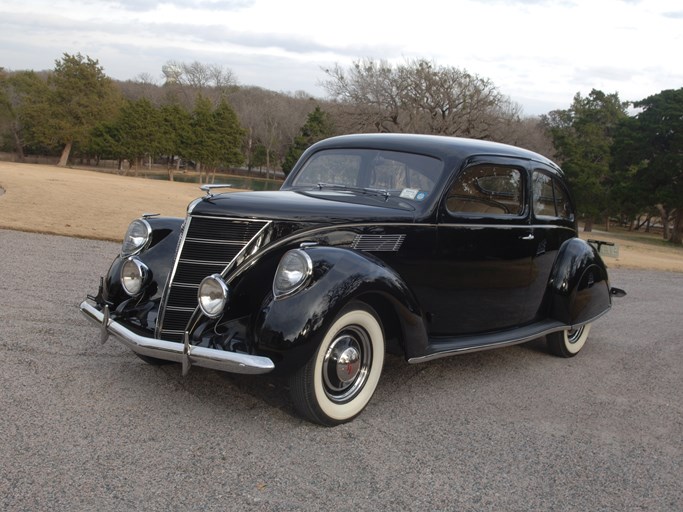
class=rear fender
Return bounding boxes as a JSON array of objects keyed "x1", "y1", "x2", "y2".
[{"x1": 547, "y1": 238, "x2": 611, "y2": 326}]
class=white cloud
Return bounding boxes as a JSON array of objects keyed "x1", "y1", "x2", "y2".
[{"x1": 1, "y1": 0, "x2": 681, "y2": 115}]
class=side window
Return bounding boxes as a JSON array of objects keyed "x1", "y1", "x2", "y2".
[
  {"x1": 532, "y1": 171, "x2": 573, "y2": 220},
  {"x1": 446, "y1": 164, "x2": 523, "y2": 216}
]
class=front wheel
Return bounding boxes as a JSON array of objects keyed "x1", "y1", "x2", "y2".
[
  {"x1": 547, "y1": 323, "x2": 592, "y2": 358},
  {"x1": 289, "y1": 302, "x2": 385, "y2": 426}
]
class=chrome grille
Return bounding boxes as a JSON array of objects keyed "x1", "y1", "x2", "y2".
[{"x1": 157, "y1": 215, "x2": 270, "y2": 341}]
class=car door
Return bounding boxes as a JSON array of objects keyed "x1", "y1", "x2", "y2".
[
  {"x1": 523, "y1": 167, "x2": 578, "y2": 322},
  {"x1": 428, "y1": 157, "x2": 537, "y2": 336}
]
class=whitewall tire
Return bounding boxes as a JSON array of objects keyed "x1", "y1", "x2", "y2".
[
  {"x1": 547, "y1": 323, "x2": 592, "y2": 358},
  {"x1": 289, "y1": 302, "x2": 385, "y2": 426}
]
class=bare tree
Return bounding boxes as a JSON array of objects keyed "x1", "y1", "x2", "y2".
[
  {"x1": 495, "y1": 116, "x2": 557, "y2": 157},
  {"x1": 321, "y1": 58, "x2": 518, "y2": 140},
  {"x1": 162, "y1": 61, "x2": 236, "y2": 90},
  {"x1": 161, "y1": 60, "x2": 238, "y2": 108},
  {"x1": 322, "y1": 59, "x2": 401, "y2": 132},
  {"x1": 229, "y1": 87, "x2": 314, "y2": 174}
]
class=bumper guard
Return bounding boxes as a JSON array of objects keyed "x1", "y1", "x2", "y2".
[{"x1": 79, "y1": 300, "x2": 275, "y2": 375}]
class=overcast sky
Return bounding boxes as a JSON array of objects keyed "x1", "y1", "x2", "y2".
[{"x1": 1, "y1": 0, "x2": 681, "y2": 115}]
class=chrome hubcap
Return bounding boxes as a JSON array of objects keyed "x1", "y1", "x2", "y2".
[
  {"x1": 336, "y1": 346, "x2": 361, "y2": 383},
  {"x1": 322, "y1": 327, "x2": 371, "y2": 403},
  {"x1": 567, "y1": 326, "x2": 584, "y2": 344}
]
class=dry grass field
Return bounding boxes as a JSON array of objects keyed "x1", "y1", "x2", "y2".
[{"x1": 1, "y1": 161, "x2": 682, "y2": 272}]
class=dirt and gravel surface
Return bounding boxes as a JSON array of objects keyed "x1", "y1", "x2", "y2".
[
  {"x1": 1, "y1": 229, "x2": 682, "y2": 511},
  {"x1": 0, "y1": 161, "x2": 204, "y2": 241},
  {"x1": 1, "y1": 161, "x2": 682, "y2": 509}
]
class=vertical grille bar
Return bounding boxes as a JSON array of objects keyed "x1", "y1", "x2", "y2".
[{"x1": 156, "y1": 216, "x2": 270, "y2": 341}]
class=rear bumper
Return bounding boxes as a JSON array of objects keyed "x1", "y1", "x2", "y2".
[{"x1": 79, "y1": 300, "x2": 275, "y2": 375}]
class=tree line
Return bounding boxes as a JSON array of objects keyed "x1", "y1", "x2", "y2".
[
  {"x1": 1, "y1": 53, "x2": 681, "y2": 243},
  {"x1": 542, "y1": 88, "x2": 683, "y2": 244}
]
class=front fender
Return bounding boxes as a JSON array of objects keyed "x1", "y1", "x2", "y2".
[
  {"x1": 547, "y1": 238, "x2": 611, "y2": 326},
  {"x1": 100, "y1": 216, "x2": 184, "y2": 317},
  {"x1": 254, "y1": 246, "x2": 427, "y2": 373}
]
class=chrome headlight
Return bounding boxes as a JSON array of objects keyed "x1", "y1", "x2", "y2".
[
  {"x1": 121, "y1": 219, "x2": 152, "y2": 257},
  {"x1": 198, "y1": 274, "x2": 230, "y2": 318},
  {"x1": 120, "y1": 257, "x2": 149, "y2": 296},
  {"x1": 273, "y1": 249, "x2": 313, "y2": 299}
]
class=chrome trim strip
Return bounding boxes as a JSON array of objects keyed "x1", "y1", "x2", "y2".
[{"x1": 80, "y1": 300, "x2": 274, "y2": 375}]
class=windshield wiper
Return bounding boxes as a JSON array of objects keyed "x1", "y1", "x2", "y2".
[{"x1": 317, "y1": 183, "x2": 390, "y2": 199}]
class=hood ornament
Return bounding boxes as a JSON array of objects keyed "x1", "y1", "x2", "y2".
[{"x1": 200, "y1": 184, "x2": 233, "y2": 197}]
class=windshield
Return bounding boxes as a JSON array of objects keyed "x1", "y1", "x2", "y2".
[{"x1": 289, "y1": 148, "x2": 444, "y2": 209}]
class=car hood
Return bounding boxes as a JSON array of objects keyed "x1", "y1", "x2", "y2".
[{"x1": 189, "y1": 190, "x2": 420, "y2": 223}]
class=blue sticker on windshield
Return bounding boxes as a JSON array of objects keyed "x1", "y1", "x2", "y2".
[{"x1": 415, "y1": 191, "x2": 427, "y2": 201}]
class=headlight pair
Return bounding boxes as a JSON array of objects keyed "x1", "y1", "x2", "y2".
[
  {"x1": 197, "y1": 249, "x2": 311, "y2": 320},
  {"x1": 121, "y1": 246, "x2": 312, "y2": 316},
  {"x1": 119, "y1": 218, "x2": 153, "y2": 297}
]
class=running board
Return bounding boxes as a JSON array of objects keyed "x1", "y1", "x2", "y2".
[{"x1": 408, "y1": 320, "x2": 568, "y2": 364}]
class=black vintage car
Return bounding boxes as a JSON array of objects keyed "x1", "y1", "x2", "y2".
[{"x1": 81, "y1": 134, "x2": 624, "y2": 425}]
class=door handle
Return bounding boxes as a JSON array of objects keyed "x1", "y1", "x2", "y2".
[{"x1": 520, "y1": 234, "x2": 535, "y2": 240}]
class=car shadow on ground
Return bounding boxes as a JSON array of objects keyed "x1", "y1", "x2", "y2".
[{"x1": 137, "y1": 338, "x2": 553, "y2": 425}]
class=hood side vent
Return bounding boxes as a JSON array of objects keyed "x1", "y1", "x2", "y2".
[{"x1": 351, "y1": 234, "x2": 406, "y2": 252}]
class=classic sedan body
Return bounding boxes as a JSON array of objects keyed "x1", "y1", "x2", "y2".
[{"x1": 81, "y1": 133, "x2": 624, "y2": 425}]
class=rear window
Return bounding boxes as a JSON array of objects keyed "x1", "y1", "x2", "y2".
[{"x1": 532, "y1": 171, "x2": 573, "y2": 220}]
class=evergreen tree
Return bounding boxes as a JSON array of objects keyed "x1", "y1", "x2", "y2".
[
  {"x1": 187, "y1": 95, "x2": 245, "y2": 183},
  {"x1": 158, "y1": 102, "x2": 192, "y2": 180},
  {"x1": 282, "y1": 106, "x2": 335, "y2": 175},
  {"x1": 612, "y1": 88, "x2": 683, "y2": 243},
  {"x1": 187, "y1": 95, "x2": 215, "y2": 179},
  {"x1": 40, "y1": 54, "x2": 121, "y2": 166},
  {"x1": 212, "y1": 98, "x2": 245, "y2": 169},
  {"x1": 0, "y1": 70, "x2": 48, "y2": 158},
  {"x1": 116, "y1": 98, "x2": 161, "y2": 171},
  {"x1": 542, "y1": 89, "x2": 628, "y2": 231}
]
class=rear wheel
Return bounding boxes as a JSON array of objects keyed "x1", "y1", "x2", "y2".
[
  {"x1": 547, "y1": 323, "x2": 592, "y2": 358},
  {"x1": 289, "y1": 302, "x2": 385, "y2": 426}
]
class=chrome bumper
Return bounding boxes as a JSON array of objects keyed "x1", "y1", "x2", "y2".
[{"x1": 79, "y1": 300, "x2": 275, "y2": 375}]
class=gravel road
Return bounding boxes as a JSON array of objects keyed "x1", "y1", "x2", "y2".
[{"x1": 1, "y1": 228, "x2": 681, "y2": 511}]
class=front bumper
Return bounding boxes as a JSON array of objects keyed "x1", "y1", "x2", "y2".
[{"x1": 79, "y1": 300, "x2": 275, "y2": 375}]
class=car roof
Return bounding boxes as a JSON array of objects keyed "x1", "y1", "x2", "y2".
[{"x1": 309, "y1": 133, "x2": 561, "y2": 173}]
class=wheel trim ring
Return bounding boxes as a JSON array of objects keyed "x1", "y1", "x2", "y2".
[{"x1": 322, "y1": 326, "x2": 372, "y2": 404}]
